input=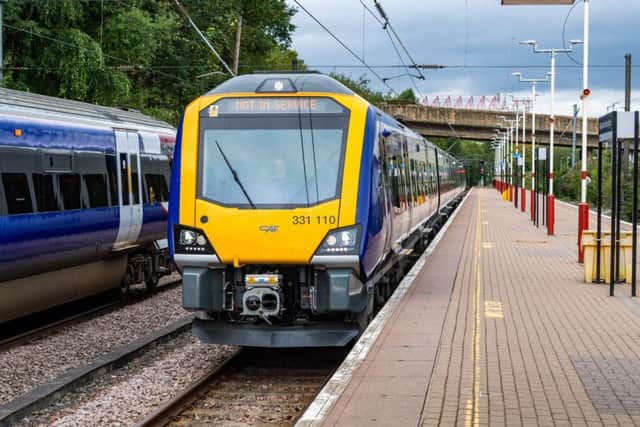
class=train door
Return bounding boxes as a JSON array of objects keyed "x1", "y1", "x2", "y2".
[
  {"x1": 434, "y1": 148, "x2": 441, "y2": 211},
  {"x1": 377, "y1": 122, "x2": 393, "y2": 254},
  {"x1": 113, "y1": 130, "x2": 143, "y2": 250}
]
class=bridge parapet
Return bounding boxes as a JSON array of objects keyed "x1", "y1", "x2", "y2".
[{"x1": 380, "y1": 103, "x2": 599, "y2": 148}]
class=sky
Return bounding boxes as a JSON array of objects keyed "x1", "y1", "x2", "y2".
[{"x1": 287, "y1": 0, "x2": 640, "y2": 117}]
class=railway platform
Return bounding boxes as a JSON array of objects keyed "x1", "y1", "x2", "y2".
[{"x1": 299, "y1": 188, "x2": 640, "y2": 427}]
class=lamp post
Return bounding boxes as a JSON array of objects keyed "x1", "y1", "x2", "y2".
[
  {"x1": 520, "y1": 39, "x2": 583, "y2": 236},
  {"x1": 491, "y1": 138, "x2": 501, "y2": 190},
  {"x1": 513, "y1": 72, "x2": 550, "y2": 222},
  {"x1": 493, "y1": 130, "x2": 507, "y2": 193},
  {"x1": 498, "y1": 117, "x2": 517, "y2": 202}
]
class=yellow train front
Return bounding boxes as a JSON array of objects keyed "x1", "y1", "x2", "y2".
[{"x1": 169, "y1": 73, "x2": 466, "y2": 347}]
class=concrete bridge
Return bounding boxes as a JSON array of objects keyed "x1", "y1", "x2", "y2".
[{"x1": 380, "y1": 103, "x2": 600, "y2": 148}]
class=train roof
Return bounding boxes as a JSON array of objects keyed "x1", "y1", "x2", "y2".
[
  {"x1": 206, "y1": 73, "x2": 355, "y2": 96},
  {"x1": 0, "y1": 87, "x2": 174, "y2": 132}
]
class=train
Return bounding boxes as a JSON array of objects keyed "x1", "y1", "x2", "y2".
[
  {"x1": 169, "y1": 72, "x2": 466, "y2": 347},
  {"x1": 0, "y1": 88, "x2": 176, "y2": 323}
]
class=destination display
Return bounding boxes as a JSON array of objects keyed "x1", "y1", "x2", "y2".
[{"x1": 207, "y1": 97, "x2": 345, "y2": 117}]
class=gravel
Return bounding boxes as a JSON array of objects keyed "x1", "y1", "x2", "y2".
[
  {"x1": 0, "y1": 275, "x2": 190, "y2": 405},
  {"x1": 16, "y1": 333, "x2": 237, "y2": 427}
]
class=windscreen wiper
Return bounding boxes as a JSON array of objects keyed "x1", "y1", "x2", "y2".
[{"x1": 215, "y1": 140, "x2": 256, "y2": 209}]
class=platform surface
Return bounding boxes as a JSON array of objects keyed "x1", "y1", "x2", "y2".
[{"x1": 316, "y1": 188, "x2": 640, "y2": 427}]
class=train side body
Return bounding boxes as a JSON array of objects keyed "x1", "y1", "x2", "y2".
[{"x1": 0, "y1": 89, "x2": 175, "y2": 322}]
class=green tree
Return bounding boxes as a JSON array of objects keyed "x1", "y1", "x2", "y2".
[
  {"x1": 2, "y1": 0, "x2": 301, "y2": 125},
  {"x1": 330, "y1": 73, "x2": 388, "y2": 104},
  {"x1": 394, "y1": 88, "x2": 417, "y2": 103}
]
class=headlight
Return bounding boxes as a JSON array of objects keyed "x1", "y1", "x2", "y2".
[
  {"x1": 340, "y1": 230, "x2": 355, "y2": 246},
  {"x1": 180, "y1": 230, "x2": 197, "y2": 245},
  {"x1": 315, "y1": 225, "x2": 361, "y2": 256},
  {"x1": 174, "y1": 225, "x2": 215, "y2": 254}
]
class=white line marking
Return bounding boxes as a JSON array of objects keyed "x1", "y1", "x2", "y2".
[{"x1": 295, "y1": 191, "x2": 472, "y2": 427}]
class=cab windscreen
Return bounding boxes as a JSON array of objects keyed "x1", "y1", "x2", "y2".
[{"x1": 197, "y1": 97, "x2": 350, "y2": 209}]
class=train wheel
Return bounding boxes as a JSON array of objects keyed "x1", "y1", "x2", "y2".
[
  {"x1": 120, "y1": 265, "x2": 133, "y2": 296},
  {"x1": 120, "y1": 279, "x2": 130, "y2": 296},
  {"x1": 145, "y1": 274, "x2": 159, "y2": 291}
]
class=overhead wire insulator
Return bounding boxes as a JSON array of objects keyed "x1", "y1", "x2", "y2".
[{"x1": 374, "y1": 0, "x2": 389, "y2": 28}]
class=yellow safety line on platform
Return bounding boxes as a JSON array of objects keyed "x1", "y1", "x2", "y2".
[{"x1": 466, "y1": 191, "x2": 482, "y2": 427}]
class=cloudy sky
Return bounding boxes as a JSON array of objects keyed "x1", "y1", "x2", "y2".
[{"x1": 287, "y1": 0, "x2": 640, "y2": 116}]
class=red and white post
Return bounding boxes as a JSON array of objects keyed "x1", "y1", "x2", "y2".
[
  {"x1": 547, "y1": 52, "x2": 557, "y2": 236},
  {"x1": 531, "y1": 83, "x2": 537, "y2": 222},
  {"x1": 521, "y1": 106, "x2": 527, "y2": 213},
  {"x1": 578, "y1": 0, "x2": 591, "y2": 263}
]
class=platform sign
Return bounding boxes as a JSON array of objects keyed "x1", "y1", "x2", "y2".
[
  {"x1": 538, "y1": 148, "x2": 547, "y2": 160},
  {"x1": 597, "y1": 110, "x2": 640, "y2": 297},
  {"x1": 599, "y1": 112, "x2": 614, "y2": 144},
  {"x1": 600, "y1": 111, "x2": 635, "y2": 143}
]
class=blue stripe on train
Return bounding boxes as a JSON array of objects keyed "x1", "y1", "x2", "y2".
[
  {"x1": 141, "y1": 204, "x2": 168, "y2": 242},
  {"x1": 355, "y1": 107, "x2": 378, "y2": 277},
  {"x1": 0, "y1": 202, "x2": 168, "y2": 278},
  {"x1": 0, "y1": 207, "x2": 120, "y2": 276},
  {"x1": 168, "y1": 113, "x2": 185, "y2": 257},
  {"x1": 0, "y1": 118, "x2": 115, "y2": 153}
]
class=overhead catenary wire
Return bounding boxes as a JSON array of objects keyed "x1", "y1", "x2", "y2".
[
  {"x1": 292, "y1": 0, "x2": 397, "y2": 95},
  {"x1": 561, "y1": 0, "x2": 582, "y2": 66},
  {"x1": 372, "y1": 0, "x2": 426, "y2": 81},
  {"x1": 359, "y1": 2, "x2": 422, "y2": 98},
  {"x1": 309, "y1": 64, "x2": 639, "y2": 69},
  {"x1": 369, "y1": 0, "x2": 462, "y2": 149},
  {"x1": 172, "y1": 0, "x2": 235, "y2": 76}
]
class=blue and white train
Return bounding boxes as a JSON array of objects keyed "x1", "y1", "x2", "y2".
[{"x1": 0, "y1": 88, "x2": 176, "y2": 323}]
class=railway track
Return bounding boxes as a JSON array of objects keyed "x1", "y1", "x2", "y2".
[
  {"x1": 0, "y1": 277, "x2": 182, "y2": 351},
  {"x1": 137, "y1": 347, "x2": 348, "y2": 427}
]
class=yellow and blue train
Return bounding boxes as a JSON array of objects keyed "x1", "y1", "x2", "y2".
[{"x1": 169, "y1": 73, "x2": 466, "y2": 347}]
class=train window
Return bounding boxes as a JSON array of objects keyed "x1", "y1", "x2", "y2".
[
  {"x1": 44, "y1": 153, "x2": 72, "y2": 172},
  {"x1": 106, "y1": 155, "x2": 117, "y2": 206},
  {"x1": 83, "y1": 174, "x2": 109, "y2": 208},
  {"x1": 32, "y1": 174, "x2": 60, "y2": 212},
  {"x1": 401, "y1": 141, "x2": 411, "y2": 209},
  {"x1": 132, "y1": 173, "x2": 140, "y2": 204},
  {"x1": 2, "y1": 173, "x2": 33, "y2": 215},
  {"x1": 119, "y1": 154, "x2": 130, "y2": 206},
  {"x1": 145, "y1": 174, "x2": 169, "y2": 203},
  {"x1": 383, "y1": 135, "x2": 405, "y2": 213},
  {"x1": 58, "y1": 174, "x2": 82, "y2": 210},
  {"x1": 131, "y1": 154, "x2": 140, "y2": 205}
]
